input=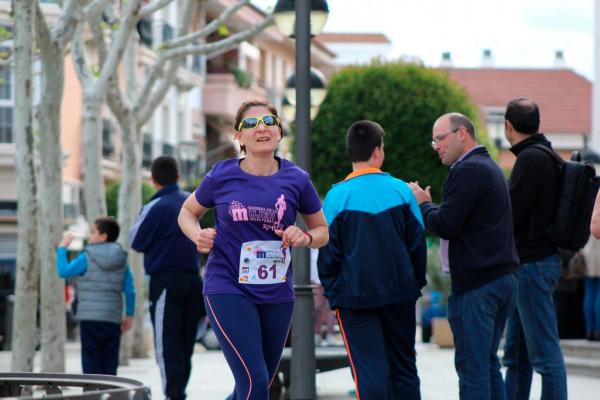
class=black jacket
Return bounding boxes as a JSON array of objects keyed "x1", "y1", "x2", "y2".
[
  {"x1": 509, "y1": 134, "x2": 559, "y2": 262},
  {"x1": 420, "y1": 146, "x2": 518, "y2": 294}
]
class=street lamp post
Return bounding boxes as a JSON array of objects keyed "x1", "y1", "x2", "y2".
[
  {"x1": 290, "y1": 1, "x2": 314, "y2": 398},
  {"x1": 273, "y1": 1, "x2": 329, "y2": 399}
]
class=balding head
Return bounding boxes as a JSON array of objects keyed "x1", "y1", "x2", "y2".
[{"x1": 432, "y1": 113, "x2": 478, "y2": 166}]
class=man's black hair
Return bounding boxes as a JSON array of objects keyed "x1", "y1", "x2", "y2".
[
  {"x1": 346, "y1": 120, "x2": 385, "y2": 162},
  {"x1": 505, "y1": 98, "x2": 540, "y2": 135},
  {"x1": 151, "y1": 155, "x2": 179, "y2": 186}
]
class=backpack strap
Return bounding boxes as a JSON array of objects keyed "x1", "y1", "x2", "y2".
[{"x1": 529, "y1": 143, "x2": 565, "y2": 169}]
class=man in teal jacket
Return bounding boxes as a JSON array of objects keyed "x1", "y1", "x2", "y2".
[{"x1": 318, "y1": 120, "x2": 426, "y2": 400}]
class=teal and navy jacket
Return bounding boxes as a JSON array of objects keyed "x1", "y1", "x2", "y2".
[{"x1": 317, "y1": 168, "x2": 427, "y2": 310}]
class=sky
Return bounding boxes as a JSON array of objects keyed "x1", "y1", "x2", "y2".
[{"x1": 251, "y1": 0, "x2": 595, "y2": 80}]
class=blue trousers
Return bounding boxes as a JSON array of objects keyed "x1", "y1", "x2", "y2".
[
  {"x1": 503, "y1": 255, "x2": 567, "y2": 400},
  {"x1": 79, "y1": 320, "x2": 121, "y2": 375},
  {"x1": 448, "y1": 273, "x2": 516, "y2": 400},
  {"x1": 584, "y1": 277, "x2": 600, "y2": 333},
  {"x1": 204, "y1": 293, "x2": 293, "y2": 400},
  {"x1": 336, "y1": 300, "x2": 421, "y2": 400}
]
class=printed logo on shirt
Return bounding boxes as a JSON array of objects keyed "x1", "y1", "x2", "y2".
[{"x1": 228, "y1": 194, "x2": 288, "y2": 232}]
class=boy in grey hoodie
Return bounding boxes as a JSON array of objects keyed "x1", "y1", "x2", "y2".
[{"x1": 57, "y1": 216, "x2": 135, "y2": 375}]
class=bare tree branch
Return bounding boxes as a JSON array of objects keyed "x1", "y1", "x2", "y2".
[
  {"x1": 133, "y1": 0, "x2": 198, "y2": 114},
  {"x1": 164, "y1": 14, "x2": 274, "y2": 60},
  {"x1": 51, "y1": 0, "x2": 83, "y2": 49},
  {"x1": 71, "y1": 24, "x2": 93, "y2": 88},
  {"x1": 90, "y1": 15, "x2": 108, "y2": 63},
  {"x1": 34, "y1": 1, "x2": 54, "y2": 59},
  {"x1": 106, "y1": 73, "x2": 129, "y2": 124},
  {"x1": 139, "y1": 0, "x2": 175, "y2": 20},
  {"x1": 82, "y1": 0, "x2": 112, "y2": 21},
  {"x1": 91, "y1": 0, "x2": 143, "y2": 98},
  {"x1": 164, "y1": 0, "x2": 250, "y2": 49},
  {"x1": 135, "y1": 58, "x2": 178, "y2": 126}
]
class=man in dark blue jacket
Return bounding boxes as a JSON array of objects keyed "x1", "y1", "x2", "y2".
[
  {"x1": 410, "y1": 113, "x2": 518, "y2": 399},
  {"x1": 129, "y1": 156, "x2": 204, "y2": 400},
  {"x1": 318, "y1": 120, "x2": 426, "y2": 400}
]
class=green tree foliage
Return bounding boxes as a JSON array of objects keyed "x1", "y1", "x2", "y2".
[
  {"x1": 311, "y1": 62, "x2": 496, "y2": 202},
  {"x1": 105, "y1": 180, "x2": 155, "y2": 218}
]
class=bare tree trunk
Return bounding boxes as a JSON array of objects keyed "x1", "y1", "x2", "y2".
[
  {"x1": 37, "y1": 46, "x2": 66, "y2": 373},
  {"x1": 33, "y1": 0, "x2": 85, "y2": 373},
  {"x1": 110, "y1": 97, "x2": 147, "y2": 361},
  {"x1": 11, "y1": 0, "x2": 40, "y2": 373},
  {"x1": 119, "y1": 121, "x2": 146, "y2": 359},
  {"x1": 82, "y1": 97, "x2": 108, "y2": 222},
  {"x1": 118, "y1": 36, "x2": 148, "y2": 359}
]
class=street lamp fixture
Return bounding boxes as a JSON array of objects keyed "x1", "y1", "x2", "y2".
[
  {"x1": 284, "y1": 68, "x2": 327, "y2": 107},
  {"x1": 282, "y1": 96, "x2": 296, "y2": 122},
  {"x1": 273, "y1": 0, "x2": 330, "y2": 37},
  {"x1": 282, "y1": 96, "x2": 320, "y2": 122}
]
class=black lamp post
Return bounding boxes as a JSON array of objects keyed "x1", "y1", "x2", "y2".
[{"x1": 273, "y1": 1, "x2": 329, "y2": 399}]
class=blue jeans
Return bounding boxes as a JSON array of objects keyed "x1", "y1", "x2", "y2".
[
  {"x1": 584, "y1": 277, "x2": 600, "y2": 333},
  {"x1": 503, "y1": 255, "x2": 567, "y2": 400},
  {"x1": 448, "y1": 273, "x2": 516, "y2": 400}
]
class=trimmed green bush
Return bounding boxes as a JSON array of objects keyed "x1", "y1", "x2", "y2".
[{"x1": 310, "y1": 61, "x2": 496, "y2": 202}]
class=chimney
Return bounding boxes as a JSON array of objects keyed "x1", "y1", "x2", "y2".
[
  {"x1": 482, "y1": 49, "x2": 494, "y2": 68},
  {"x1": 554, "y1": 50, "x2": 566, "y2": 68},
  {"x1": 440, "y1": 52, "x2": 453, "y2": 68}
]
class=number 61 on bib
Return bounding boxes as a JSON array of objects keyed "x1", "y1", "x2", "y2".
[{"x1": 238, "y1": 240, "x2": 291, "y2": 284}]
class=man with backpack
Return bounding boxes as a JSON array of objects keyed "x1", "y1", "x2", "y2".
[{"x1": 502, "y1": 98, "x2": 567, "y2": 400}]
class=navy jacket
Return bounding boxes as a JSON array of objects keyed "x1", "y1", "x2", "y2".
[
  {"x1": 129, "y1": 184, "x2": 200, "y2": 275},
  {"x1": 317, "y1": 170, "x2": 427, "y2": 310},
  {"x1": 420, "y1": 146, "x2": 518, "y2": 294}
]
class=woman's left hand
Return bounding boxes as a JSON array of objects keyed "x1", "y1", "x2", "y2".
[{"x1": 275, "y1": 226, "x2": 310, "y2": 248}]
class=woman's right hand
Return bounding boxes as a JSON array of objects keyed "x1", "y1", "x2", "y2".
[{"x1": 196, "y1": 228, "x2": 217, "y2": 253}]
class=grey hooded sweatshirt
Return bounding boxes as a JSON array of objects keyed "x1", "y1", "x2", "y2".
[{"x1": 76, "y1": 242, "x2": 128, "y2": 324}]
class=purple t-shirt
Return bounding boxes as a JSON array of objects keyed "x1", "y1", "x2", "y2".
[{"x1": 195, "y1": 157, "x2": 322, "y2": 303}]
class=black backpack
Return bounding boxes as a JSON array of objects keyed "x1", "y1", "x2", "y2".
[{"x1": 533, "y1": 144, "x2": 600, "y2": 251}]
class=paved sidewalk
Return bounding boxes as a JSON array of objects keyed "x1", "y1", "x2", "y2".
[{"x1": 0, "y1": 341, "x2": 598, "y2": 399}]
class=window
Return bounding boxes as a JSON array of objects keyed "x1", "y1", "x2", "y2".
[
  {"x1": 485, "y1": 109, "x2": 507, "y2": 149},
  {"x1": 0, "y1": 65, "x2": 10, "y2": 100},
  {"x1": 142, "y1": 133, "x2": 153, "y2": 168},
  {"x1": 162, "y1": 143, "x2": 175, "y2": 156},
  {"x1": 162, "y1": 22, "x2": 173, "y2": 42},
  {"x1": 102, "y1": 118, "x2": 115, "y2": 158},
  {"x1": 0, "y1": 107, "x2": 12, "y2": 143},
  {"x1": 137, "y1": 18, "x2": 153, "y2": 48},
  {"x1": 0, "y1": 51, "x2": 13, "y2": 143},
  {"x1": 62, "y1": 183, "x2": 81, "y2": 221}
]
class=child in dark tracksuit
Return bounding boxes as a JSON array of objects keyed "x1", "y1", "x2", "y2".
[{"x1": 57, "y1": 216, "x2": 135, "y2": 375}]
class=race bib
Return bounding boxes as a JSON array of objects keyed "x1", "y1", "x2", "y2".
[{"x1": 238, "y1": 241, "x2": 291, "y2": 285}]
